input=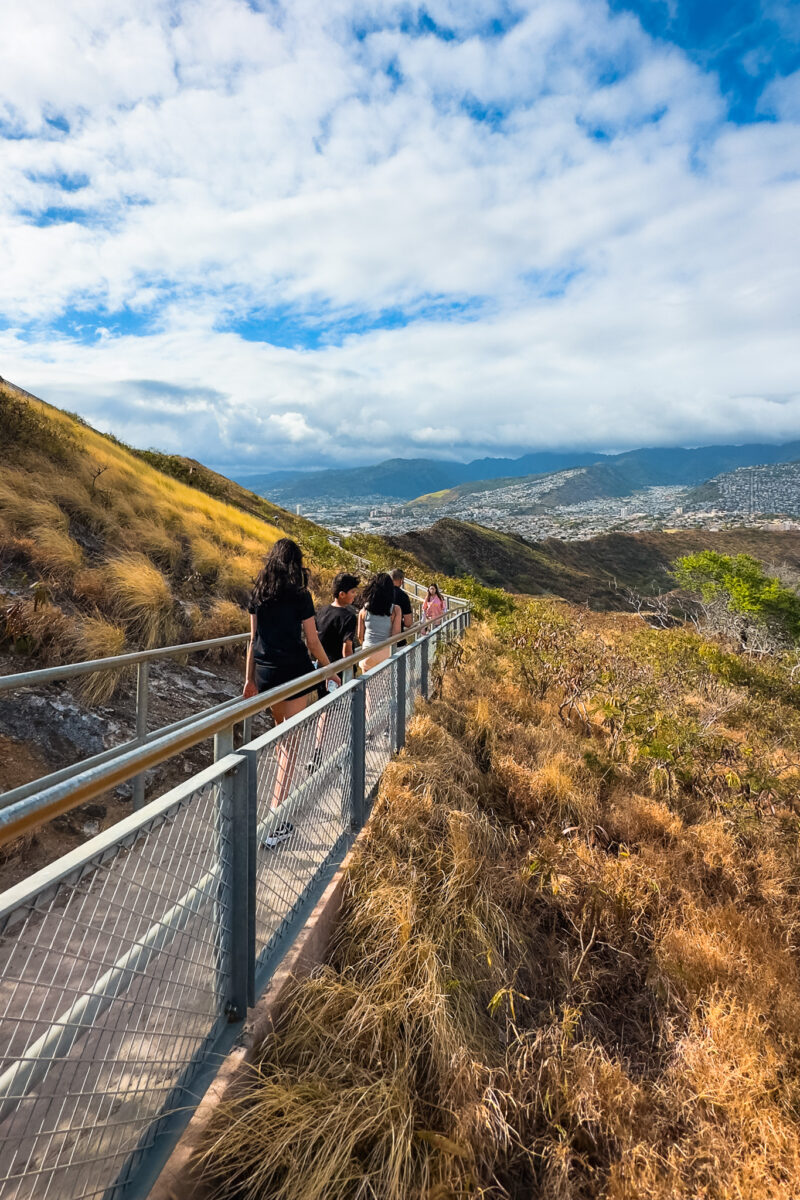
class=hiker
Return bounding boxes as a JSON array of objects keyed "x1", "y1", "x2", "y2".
[
  {"x1": 243, "y1": 538, "x2": 338, "y2": 842},
  {"x1": 357, "y1": 573, "x2": 402, "y2": 672},
  {"x1": 421, "y1": 582, "x2": 446, "y2": 628},
  {"x1": 391, "y1": 568, "x2": 413, "y2": 645},
  {"x1": 305, "y1": 572, "x2": 360, "y2": 772},
  {"x1": 315, "y1": 572, "x2": 360, "y2": 670}
]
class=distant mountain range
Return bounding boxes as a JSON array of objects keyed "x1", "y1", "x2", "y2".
[
  {"x1": 235, "y1": 452, "x2": 604, "y2": 502},
  {"x1": 237, "y1": 442, "x2": 800, "y2": 505}
]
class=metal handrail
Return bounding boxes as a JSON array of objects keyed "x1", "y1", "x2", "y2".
[
  {"x1": 0, "y1": 631, "x2": 250, "y2": 695},
  {"x1": 0, "y1": 589, "x2": 464, "y2": 696},
  {"x1": 0, "y1": 613, "x2": 465, "y2": 847}
]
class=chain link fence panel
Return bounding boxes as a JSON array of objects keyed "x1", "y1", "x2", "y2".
[{"x1": 0, "y1": 760, "x2": 242, "y2": 1200}]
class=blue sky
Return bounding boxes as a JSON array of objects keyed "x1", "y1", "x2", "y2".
[{"x1": 1, "y1": 0, "x2": 798, "y2": 470}]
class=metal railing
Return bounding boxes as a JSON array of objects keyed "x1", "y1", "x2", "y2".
[
  {"x1": 0, "y1": 607, "x2": 470, "y2": 1200},
  {"x1": 0, "y1": 631, "x2": 251, "y2": 811},
  {"x1": 0, "y1": 579, "x2": 467, "y2": 813}
]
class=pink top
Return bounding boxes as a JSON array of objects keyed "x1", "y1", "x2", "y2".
[{"x1": 422, "y1": 595, "x2": 446, "y2": 619}]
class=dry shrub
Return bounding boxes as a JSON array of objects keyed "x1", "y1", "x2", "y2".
[
  {"x1": 133, "y1": 519, "x2": 182, "y2": 570},
  {"x1": 103, "y1": 552, "x2": 178, "y2": 647},
  {"x1": 191, "y1": 598, "x2": 248, "y2": 642},
  {"x1": 69, "y1": 615, "x2": 127, "y2": 702},
  {"x1": 27, "y1": 526, "x2": 83, "y2": 580},
  {"x1": 201, "y1": 615, "x2": 800, "y2": 1200},
  {"x1": 0, "y1": 594, "x2": 75, "y2": 658},
  {"x1": 221, "y1": 553, "x2": 260, "y2": 600},
  {"x1": 191, "y1": 538, "x2": 227, "y2": 581},
  {"x1": 0, "y1": 492, "x2": 68, "y2": 535}
]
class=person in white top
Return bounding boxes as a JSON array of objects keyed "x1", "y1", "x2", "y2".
[{"x1": 357, "y1": 573, "x2": 402, "y2": 672}]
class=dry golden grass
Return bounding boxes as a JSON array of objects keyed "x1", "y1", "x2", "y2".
[
  {"x1": 200, "y1": 612, "x2": 800, "y2": 1200},
  {"x1": 27, "y1": 526, "x2": 83, "y2": 580},
  {"x1": 69, "y1": 615, "x2": 128, "y2": 702},
  {"x1": 103, "y1": 553, "x2": 178, "y2": 648},
  {"x1": 190, "y1": 598, "x2": 249, "y2": 642},
  {"x1": 0, "y1": 385, "x2": 290, "y2": 655}
]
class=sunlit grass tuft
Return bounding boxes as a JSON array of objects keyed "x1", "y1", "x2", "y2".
[
  {"x1": 70, "y1": 615, "x2": 128, "y2": 702},
  {"x1": 103, "y1": 553, "x2": 178, "y2": 648},
  {"x1": 27, "y1": 527, "x2": 83, "y2": 580}
]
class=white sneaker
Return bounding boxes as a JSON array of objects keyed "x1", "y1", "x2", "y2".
[{"x1": 261, "y1": 821, "x2": 294, "y2": 849}]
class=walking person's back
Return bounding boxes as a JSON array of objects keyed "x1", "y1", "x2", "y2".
[
  {"x1": 391, "y1": 568, "x2": 413, "y2": 645},
  {"x1": 315, "y1": 572, "x2": 360, "y2": 666},
  {"x1": 358, "y1": 573, "x2": 401, "y2": 671}
]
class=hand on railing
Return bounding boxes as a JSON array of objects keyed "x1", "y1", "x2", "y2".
[{"x1": 243, "y1": 680, "x2": 258, "y2": 700}]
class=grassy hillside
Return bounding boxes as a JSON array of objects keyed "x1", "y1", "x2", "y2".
[
  {"x1": 0, "y1": 383, "x2": 510, "y2": 680},
  {"x1": 390, "y1": 518, "x2": 800, "y2": 605},
  {"x1": 201, "y1": 602, "x2": 800, "y2": 1198},
  {"x1": 0, "y1": 381, "x2": 353, "y2": 669},
  {"x1": 132, "y1": 449, "x2": 349, "y2": 564}
]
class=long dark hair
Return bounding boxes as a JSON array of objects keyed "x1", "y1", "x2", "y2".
[
  {"x1": 251, "y1": 538, "x2": 309, "y2": 606},
  {"x1": 427, "y1": 583, "x2": 443, "y2": 601},
  {"x1": 362, "y1": 572, "x2": 395, "y2": 617}
]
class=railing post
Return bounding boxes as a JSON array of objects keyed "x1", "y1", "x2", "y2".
[
  {"x1": 394, "y1": 652, "x2": 406, "y2": 752},
  {"x1": 229, "y1": 753, "x2": 256, "y2": 1015},
  {"x1": 132, "y1": 661, "x2": 149, "y2": 809},
  {"x1": 214, "y1": 725, "x2": 234, "y2": 761},
  {"x1": 420, "y1": 635, "x2": 429, "y2": 699},
  {"x1": 350, "y1": 680, "x2": 366, "y2": 831}
]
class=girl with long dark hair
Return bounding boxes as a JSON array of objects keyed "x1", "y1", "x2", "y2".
[
  {"x1": 243, "y1": 538, "x2": 337, "y2": 839},
  {"x1": 357, "y1": 572, "x2": 401, "y2": 672},
  {"x1": 421, "y1": 582, "x2": 446, "y2": 628}
]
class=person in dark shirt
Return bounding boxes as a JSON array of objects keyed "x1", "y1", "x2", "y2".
[
  {"x1": 244, "y1": 538, "x2": 338, "y2": 838},
  {"x1": 315, "y1": 572, "x2": 360, "y2": 666},
  {"x1": 391, "y1": 568, "x2": 413, "y2": 647}
]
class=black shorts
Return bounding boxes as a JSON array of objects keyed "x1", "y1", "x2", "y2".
[{"x1": 255, "y1": 657, "x2": 317, "y2": 700}]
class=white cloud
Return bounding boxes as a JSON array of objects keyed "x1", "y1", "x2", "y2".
[{"x1": 0, "y1": 0, "x2": 798, "y2": 468}]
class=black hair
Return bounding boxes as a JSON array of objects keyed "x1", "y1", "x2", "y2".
[
  {"x1": 250, "y1": 538, "x2": 309, "y2": 606},
  {"x1": 390, "y1": 568, "x2": 404, "y2": 583},
  {"x1": 427, "y1": 582, "x2": 443, "y2": 600},
  {"x1": 332, "y1": 572, "x2": 359, "y2": 598},
  {"x1": 362, "y1": 572, "x2": 395, "y2": 617}
]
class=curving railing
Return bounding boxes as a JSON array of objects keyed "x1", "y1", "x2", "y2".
[
  {"x1": 0, "y1": 599, "x2": 470, "y2": 1200},
  {"x1": 0, "y1": 576, "x2": 467, "y2": 814}
]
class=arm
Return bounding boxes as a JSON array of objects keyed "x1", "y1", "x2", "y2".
[
  {"x1": 391, "y1": 604, "x2": 402, "y2": 636},
  {"x1": 342, "y1": 637, "x2": 353, "y2": 659},
  {"x1": 357, "y1": 608, "x2": 365, "y2": 645},
  {"x1": 402, "y1": 604, "x2": 412, "y2": 630},
  {"x1": 243, "y1": 613, "x2": 258, "y2": 698},
  {"x1": 303, "y1": 617, "x2": 340, "y2": 684}
]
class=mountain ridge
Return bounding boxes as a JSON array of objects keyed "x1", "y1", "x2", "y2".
[{"x1": 239, "y1": 441, "x2": 800, "y2": 505}]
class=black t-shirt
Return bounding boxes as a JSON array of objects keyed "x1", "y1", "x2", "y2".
[
  {"x1": 316, "y1": 604, "x2": 357, "y2": 664},
  {"x1": 248, "y1": 588, "x2": 315, "y2": 665},
  {"x1": 394, "y1": 586, "x2": 412, "y2": 646}
]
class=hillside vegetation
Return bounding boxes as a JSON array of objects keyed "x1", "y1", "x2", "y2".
[
  {"x1": 201, "y1": 600, "x2": 800, "y2": 1199},
  {"x1": 391, "y1": 519, "x2": 800, "y2": 606},
  {"x1": 0, "y1": 381, "x2": 348, "y2": 671},
  {"x1": 0, "y1": 383, "x2": 508, "y2": 684}
]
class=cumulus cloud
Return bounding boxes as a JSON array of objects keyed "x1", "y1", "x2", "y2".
[{"x1": 0, "y1": 0, "x2": 798, "y2": 468}]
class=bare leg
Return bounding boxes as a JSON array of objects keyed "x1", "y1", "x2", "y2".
[{"x1": 270, "y1": 694, "x2": 307, "y2": 809}]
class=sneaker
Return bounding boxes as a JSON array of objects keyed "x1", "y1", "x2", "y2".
[
  {"x1": 261, "y1": 822, "x2": 294, "y2": 849},
  {"x1": 306, "y1": 748, "x2": 323, "y2": 774}
]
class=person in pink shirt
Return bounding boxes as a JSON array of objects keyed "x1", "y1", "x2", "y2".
[{"x1": 421, "y1": 583, "x2": 446, "y2": 628}]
